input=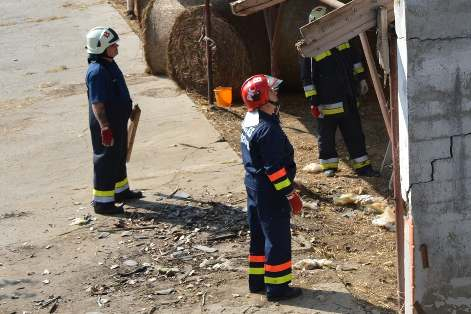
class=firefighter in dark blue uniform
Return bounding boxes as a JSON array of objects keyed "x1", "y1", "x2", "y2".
[
  {"x1": 240, "y1": 74, "x2": 303, "y2": 301},
  {"x1": 85, "y1": 26, "x2": 142, "y2": 215},
  {"x1": 301, "y1": 6, "x2": 380, "y2": 178}
]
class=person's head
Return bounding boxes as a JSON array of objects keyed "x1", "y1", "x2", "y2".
[
  {"x1": 86, "y1": 27, "x2": 120, "y2": 60},
  {"x1": 241, "y1": 74, "x2": 283, "y2": 115},
  {"x1": 308, "y1": 6, "x2": 328, "y2": 23}
]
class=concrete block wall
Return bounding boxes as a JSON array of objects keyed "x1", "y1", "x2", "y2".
[{"x1": 396, "y1": 0, "x2": 471, "y2": 312}]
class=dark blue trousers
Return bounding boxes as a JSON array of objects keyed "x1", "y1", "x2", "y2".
[{"x1": 246, "y1": 187, "x2": 292, "y2": 297}]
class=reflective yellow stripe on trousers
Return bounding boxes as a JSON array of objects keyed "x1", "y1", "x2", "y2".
[
  {"x1": 93, "y1": 189, "x2": 115, "y2": 203},
  {"x1": 314, "y1": 50, "x2": 332, "y2": 62},
  {"x1": 115, "y1": 178, "x2": 129, "y2": 193},
  {"x1": 264, "y1": 273, "x2": 293, "y2": 285}
]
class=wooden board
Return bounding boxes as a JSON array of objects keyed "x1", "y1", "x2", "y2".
[
  {"x1": 126, "y1": 105, "x2": 141, "y2": 163},
  {"x1": 297, "y1": 0, "x2": 393, "y2": 57},
  {"x1": 230, "y1": 0, "x2": 286, "y2": 16}
]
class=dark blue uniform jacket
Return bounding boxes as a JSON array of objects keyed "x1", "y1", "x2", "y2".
[
  {"x1": 86, "y1": 59, "x2": 132, "y2": 131},
  {"x1": 241, "y1": 110, "x2": 296, "y2": 196}
]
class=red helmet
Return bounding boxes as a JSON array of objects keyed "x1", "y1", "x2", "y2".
[{"x1": 241, "y1": 74, "x2": 283, "y2": 111}]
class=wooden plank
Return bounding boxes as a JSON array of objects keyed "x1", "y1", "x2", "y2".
[
  {"x1": 377, "y1": 6, "x2": 390, "y2": 75},
  {"x1": 126, "y1": 104, "x2": 141, "y2": 163},
  {"x1": 297, "y1": 0, "x2": 393, "y2": 57},
  {"x1": 230, "y1": 0, "x2": 286, "y2": 16}
]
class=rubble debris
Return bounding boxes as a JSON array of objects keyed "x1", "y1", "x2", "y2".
[
  {"x1": 173, "y1": 191, "x2": 191, "y2": 200},
  {"x1": 42, "y1": 279, "x2": 50, "y2": 284},
  {"x1": 155, "y1": 288, "x2": 174, "y2": 295},
  {"x1": 98, "y1": 232, "x2": 110, "y2": 239},
  {"x1": 157, "y1": 267, "x2": 179, "y2": 276},
  {"x1": 120, "y1": 266, "x2": 148, "y2": 277},
  {"x1": 97, "y1": 296, "x2": 110, "y2": 307},
  {"x1": 33, "y1": 295, "x2": 61, "y2": 309},
  {"x1": 294, "y1": 259, "x2": 333, "y2": 270},
  {"x1": 123, "y1": 259, "x2": 138, "y2": 267},
  {"x1": 337, "y1": 263, "x2": 360, "y2": 271},
  {"x1": 342, "y1": 210, "x2": 356, "y2": 219},
  {"x1": 302, "y1": 162, "x2": 322, "y2": 173},
  {"x1": 193, "y1": 245, "x2": 218, "y2": 253},
  {"x1": 372, "y1": 206, "x2": 396, "y2": 232},
  {"x1": 207, "y1": 232, "x2": 237, "y2": 242},
  {"x1": 110, "y1": 264, "x2": 119, "y2": 270},
  {"x1": 121, "y1": 231, "x2": 133, "y2": 237},
  {"x1": 333, "y1": 193, "x2": 358, "y2": 206},
  {"x1": 69, "y1": 214, "x2": 93, "y2": 226},
  {"x1": 333, "y1": 193, "x2": 391, "y2": 218},
  {"x1": 303, "y1": 201, "x2": 319, "y2": 211},
  {"x1": 87, "y1": 285, "x2": 110, "y2": 296}
]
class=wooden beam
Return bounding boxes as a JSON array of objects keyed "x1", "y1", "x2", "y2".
[
  {"x1": 230, "y1": 0, "x2": 286, "y2": 16},
  {"x1": 297, "y1": 0, "x2": 393, "y2": 57}
]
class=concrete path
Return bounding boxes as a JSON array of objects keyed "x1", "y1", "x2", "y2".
[{"x1": 0, "y1": 0, "x2": 244, "y2": 247}]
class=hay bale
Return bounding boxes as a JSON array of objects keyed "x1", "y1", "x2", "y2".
[
  {"x1": 142, "y1": 0, "x2": 269, "y2": 76},
  {"x1": 167, "y1": 6, "x2": 251, "y2": 98},
  {"x1": 142, "y1": 0, "x2": 203, "y2": 75}
]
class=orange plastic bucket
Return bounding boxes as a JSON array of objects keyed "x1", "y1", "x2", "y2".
[{"x1": 214, "y1": 87, "x2": 232, "y2": 107}]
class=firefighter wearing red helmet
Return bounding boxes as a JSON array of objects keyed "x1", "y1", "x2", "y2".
[{"x1": 240, "y1": 74, "x2": 303, "y2": 301}]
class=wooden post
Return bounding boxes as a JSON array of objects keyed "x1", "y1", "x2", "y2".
[
  {"x1": 204, "y1": 0, "x2": 214, "y2": 107},
  {"x1": 390, "y1": 31, "x2": 405, "y2": 312},
  {"x1": 263, "y1": 5, "x2": 282, "y2": 77}
]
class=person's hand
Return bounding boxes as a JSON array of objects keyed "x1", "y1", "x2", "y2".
[
  {"x1": 101, "y1": 126, "x2": 114, "y2": 147},
  {"x1": 359, "y1": 79, "x2": 369, "y2": 96},
  {"x1": 310, "y1": 105, "x2": 320, "y2": 118},
  {"x1": 287, "y1": 191, "x2": 303, "y2": 215}
]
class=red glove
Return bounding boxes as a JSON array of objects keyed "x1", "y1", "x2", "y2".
[
  {"x1": 101, "y1": 127, "x2": 114, "y2": 147},
  {"x1": 310, "y1": 105, "x2": 320, "y2": 118},
  {"x1": 287, "y1": 191, "x2": 303, "y2": 215}
]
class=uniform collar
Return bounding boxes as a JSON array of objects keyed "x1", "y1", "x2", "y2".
[{"x1": 258, "y1": 109, "x2": 280, "y2": 123}]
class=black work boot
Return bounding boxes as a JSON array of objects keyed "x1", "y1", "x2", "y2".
[
  {"x1": 267, "y1": 287, "x2": 303, "y2": 302},
  {"x1": 356, "y1": 166, "x2": 380, "y2": 177},
  {"x1": 94, "y1": 202, "x2": 124, "y2": 215},
  {"x1": 115, "y1": 189, "x2": 143, "y2": 202},
  {"x1": 249, "y1": 285, "x2": 266, "y2": 294}
]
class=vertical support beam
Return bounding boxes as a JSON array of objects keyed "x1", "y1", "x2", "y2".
[
  {"x1": 204, "y1": 0, "x2": 214, "y2": 107},
  {"x1": 263, "y1": 4, "x2": 282, "y2": 77},
  {"x1": 390, "y1": 31, "x2": 405, "y2": 312},
  {"x1": 359, "y1": 33, "x2": 392, "y2": 140}
]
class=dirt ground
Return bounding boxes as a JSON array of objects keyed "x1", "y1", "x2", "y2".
[{"x1": 111, "y1": 0, "x2": 398, "y2": 311}]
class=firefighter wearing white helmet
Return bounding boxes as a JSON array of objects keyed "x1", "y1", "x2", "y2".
[
  {"x1": 86, "y1": 26, "x2": 120, "y2": 55},
  {"x1": 85, "y1": 26, "x2": 143, "y2": 215},
  {"x1": 301, "y1": 6, "x2": 380, "y2": 177}
]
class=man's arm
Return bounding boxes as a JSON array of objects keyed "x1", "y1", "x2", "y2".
[
  {"x1": 92, "y1": 102, "x2": 110, "y2": 128},
  {"x1": 92, "y1": 102, "x2": 114, "y2": 147}
]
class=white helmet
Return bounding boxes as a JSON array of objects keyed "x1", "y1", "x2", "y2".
[
  {"x1": 309, "y1": 6, "x2": 328, "y2": 22},
  {"x1": 86, "y1": 27, "x2": 119, "y2": 54}
]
